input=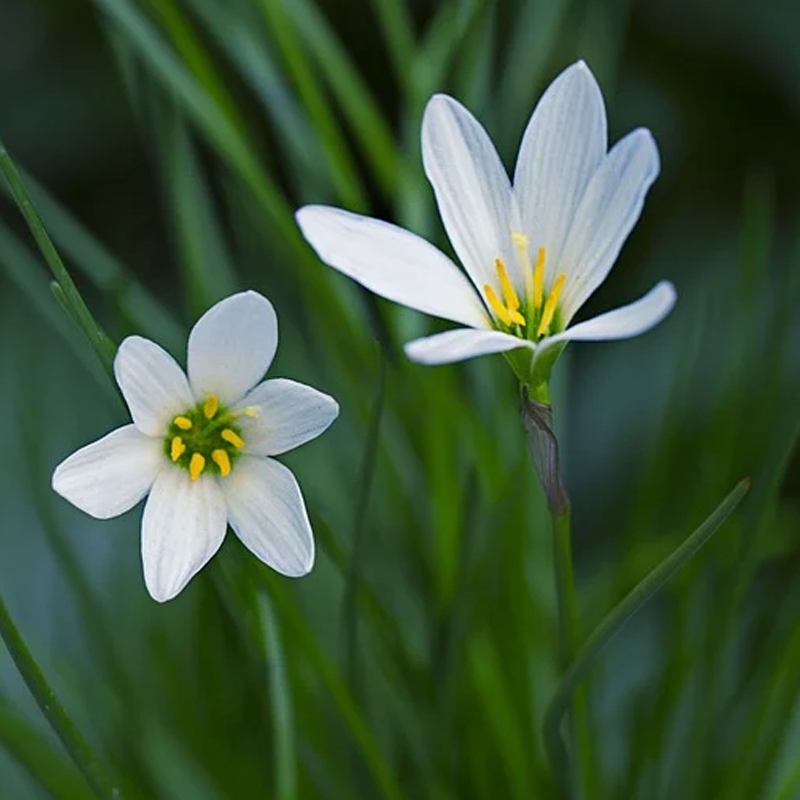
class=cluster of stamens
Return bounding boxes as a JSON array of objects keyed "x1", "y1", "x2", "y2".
[
  {"x1": 164, "y1": 394, "x2": 255, "y2": 481},
  {"x1": 482, "y1": 234, "x2": 566, "y2": 340}
]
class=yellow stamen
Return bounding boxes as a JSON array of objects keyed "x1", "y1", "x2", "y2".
[
  {"x1": 495, "y1": 258, "x2": 520, "y2": 313},
  {"x1": 173, "y1": 416, "x2": 193, "y2": 431},
  {"x1": 533, "y1": 247, "x2": 546, "y2": 310},
  {"x1": 212, "y1": 449, "x2": 231, "y2": 478},
  {"x1": 189, "y1": 452, "x2": 206, "y2": 481},
  {"x1": 221, "y1": 428, "x2": 245, "y2": 449},
  {"x1": 484, "y1": 284, "x2": 512, "y2": 326},
  {"x1": 242, "y1": 406, "x2": 259, "y2": 418},
  {"x1": 537, "y1": 272, "x2": 566, "y2": 337},
  {"x1": 170, "y1": 436, "x2": 186, "y2": 462},
  {"x1": 203, "y1": 395, "x2": 219, "y2": 419}
]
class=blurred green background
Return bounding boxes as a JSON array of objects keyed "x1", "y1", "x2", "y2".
[{"x1": 1, "y1": 0, "x2": 799, "y2": 798}]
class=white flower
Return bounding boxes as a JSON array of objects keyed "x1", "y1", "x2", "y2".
[
  {"x1": 52, "y1": 291, "x2": 339, "y2": 603},
  {"x1": 296, "y1": 61, "x2": 676, "y2": 386}
]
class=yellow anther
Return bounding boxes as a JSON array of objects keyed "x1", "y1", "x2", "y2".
[
  {"x1": 212, "y1": 449, "x2": 232, "y2": 478},
  {"x1": 221, "y1": 428, "x2": 245, "y2": 448},
  {"x1": 189, "y1": 452, "x2": 206, "y2": 482},
  {"x1": 508, "y1": 308, "x2": 526, "y2": 327},
  {"x1": 484, "y1": 284, "x2": 512, "y2": 326},
  {"x1": 170, "y1": 436, "x2": 186, "y2": 462},
  {"x1": 242, "y1": 406, "x2": 260, "y2": 418},
  {"x1": 495, "y1": 258, "x2": 521, "y2": 313},
  {"x1": 203, "y1": 395, "x2": 219, "y2": 419},
  {"x1": 537, "y1": 272, "x2": 566, "y2": 337},
  {"x1": 533, "y1": 246, "x2": 546, "y2": 310},
  {"x1": 173, "y1": 416, "x2": 193, "y2": 431}
]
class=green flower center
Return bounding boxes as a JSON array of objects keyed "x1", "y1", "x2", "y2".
[{"x1": 163, "y1": 394, "x2": 249, "y2": 480}]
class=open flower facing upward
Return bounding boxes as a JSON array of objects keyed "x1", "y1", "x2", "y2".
[
  {"x1": 296, "y1": 61, "x2": 676, "y2": 388},
  {"x1": 52, "y1": 291, "x2": 338, "y2": 602}
]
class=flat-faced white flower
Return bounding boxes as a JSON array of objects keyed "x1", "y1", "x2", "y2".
[
  {"x1": 52, "y1": 291, "x2": 338, "y2": 603},
  {"x1": 296, "y1": 61, "x2": 676, "y2": 387}
]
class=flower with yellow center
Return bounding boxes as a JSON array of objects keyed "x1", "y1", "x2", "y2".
[
  {"x1": 52, "y1": 291, "x2": 339, "y2": 602},
  {"x1": 296, "y1": 61, "x2": 676, "y2": 387}
]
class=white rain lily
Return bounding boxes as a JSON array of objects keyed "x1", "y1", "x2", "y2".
[
  {"x1": 296, "y1": 61, "x2": 676, "y2": 387},
  {"x1": 52, "y1": 291, "x2": 338, "y2": 602}
]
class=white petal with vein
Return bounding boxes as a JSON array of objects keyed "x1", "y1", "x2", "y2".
[
  {"x1": 224, "y1": 457, "x2": 315, "y2": 577},
  {"x1": 234, "y1": 378, "x2": 339, "y2": 457},
  {"x1": 544, "y1": 281, "x2": 676, "y2": 347},
  {"x1": 558, "y1": 129, "x2": 660, "y2": 320},
  {"x1": 141, "y1": 468, "x2": 227, "y2": 602},
  {"x1": 296, "y1": 206, "x2": 487, "y2": 328},
  {"x1": 188, "y1": 291, "x2": 278, "y2": 405},
  {"x1": 52, "y1": 425, "x2": 162, "y2": 519},
  {"x1": 405, "y1": 328, "x2": 529, "y2": 365},
  {"x1": 114, "y1": 337, "x2": 195, "y2": 437},
  {"x1": 422, "y1": 95, "x2": 521, "y2": 292},
  {"x1": 514, "y1": 61, "x2": 607, "y2": 283}
]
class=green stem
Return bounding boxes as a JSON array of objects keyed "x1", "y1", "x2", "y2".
[
  {"x1": 257, "y1": 594, "x2": 297, "y2": 800},
  {"x1": 0, "y1": 136, "x2": 116, "y2": 373},
  {"x1": 0, "y1": 590, "x2": 123, "y2": 799},
  {"x1": 550, "y1": 510, "x2": 595, "y2": 800},
  {"x1": 543, "y1": 479, "x2": 749, "y2": 794}
]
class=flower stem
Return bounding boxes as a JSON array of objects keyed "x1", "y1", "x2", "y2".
[
  {"x1": 550, "y1": 509, "x2": 595, "y2": 800},
  {"x1": 543, "y1": 479, "x2": 750, "y2": 797},
  {"x1": 0, "y1": 590, "x2": 122, "y2": 799}
]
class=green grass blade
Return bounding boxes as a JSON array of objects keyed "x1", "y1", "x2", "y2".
[
  {"x1": 265, "y1": 581, "x2": 405, "y2": 800},
  {"x1": 255, "y1": 0, "x2": 368, "y2": 209},
  {"x1": 180, "y1": 0, "x2": 326, "y2": 196},
  {"x1": 283, "y1": 0, "x2": 400, "y2": 198},
  {"x1": 543, "y1": 479, "x2": 750, "y2": 792},
  {"x1": 369, "y1": 0, "x2": 416, "y2": 90},
  {"x1": 257, "y1": 594, "x2": 297, "y2": 800},
  {"x1": 1, "y1": 167, "x2": 183, "y2": 350},
  {"x1": 0, "y1": 699, "x2": 95, "y2": 800},
  {"x1": 0, "y1": 137, "x2": 116, "y2": 373},
  {"x1": 156, "y1": 104, "x2": 239, "y2": 312},
  {"x1": 0, "y1": 591, "x2": 124, "y2": 799},
  {"x1": 0, "y1": 222, "x2": 116, "y2": 399},
  {"x1": 146, "y1": 0, "x2": 250, "y2": 140}
]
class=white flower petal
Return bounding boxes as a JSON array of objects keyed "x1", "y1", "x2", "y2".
[
  {"x1": 422, "y1": 94, "x2": 521, "y2": 292},
  {"x1": 233, "y1": 378, "x2": 339, "y2": 457},
  {"x1": 404, "y1": 328, "x2": 530, "y2": 365},
  {"x1": 296, "y1": 206, "x2": 487, "y2": 328},
  {"x1": 187, "y1": 291, "x2": 278, "y2": 405},
  {"x1": 52, "y1": 425, "x2": 162, "y2": 519},
  {"x1": 114, "y1": 337, "x2": 195, "y2": 437},
  {"x1": 514, "y1": 61, "x2": 607, "y2": 282},
  {"x1": 141, "y1": 467, "x2": 227, "y2": 602},
  {"x1": 223, "y1": 457, "x2": 314, "y2": 577},
  {"x1": 558, "y1": 128, "x2": 660, "y2": 321},
  {"x1": 543, "y1": 281, "x2": 676, "y2": 347}
]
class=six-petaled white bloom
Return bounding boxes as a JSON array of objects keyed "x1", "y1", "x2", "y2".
[
  {"x1": 296, "y1": 61, "x2": 676, "y2": 387},
  {"x1": 52, "y1": 291, "x2": 339, "y2": 602}
]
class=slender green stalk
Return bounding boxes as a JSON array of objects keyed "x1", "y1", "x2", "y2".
[
  {"x1": 0, "y1": 136, "x2": 116, "y2": 373},
  {"x1": 257, "y1": 594, "x2": 297, "y2": 800},
  {"x1": 0, "y1": 590, "x2": 123, "y2": 799},
  {"x1": 343, "y1": 352, "x2": 387, "y2": 691},
  {"x1": 543, "y1": 479, "x2": 749, "y2": 795},
  {"x1": 550, "y1": 510, "x2": 595, "y2": 800}
]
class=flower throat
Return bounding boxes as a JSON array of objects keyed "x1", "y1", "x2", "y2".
[
  {"x1": 163, "y1": 395, "x2": 251, "y2": 481},
  {"x1": 482, "y1": 234, "x2": 566, "y2": 339}
]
